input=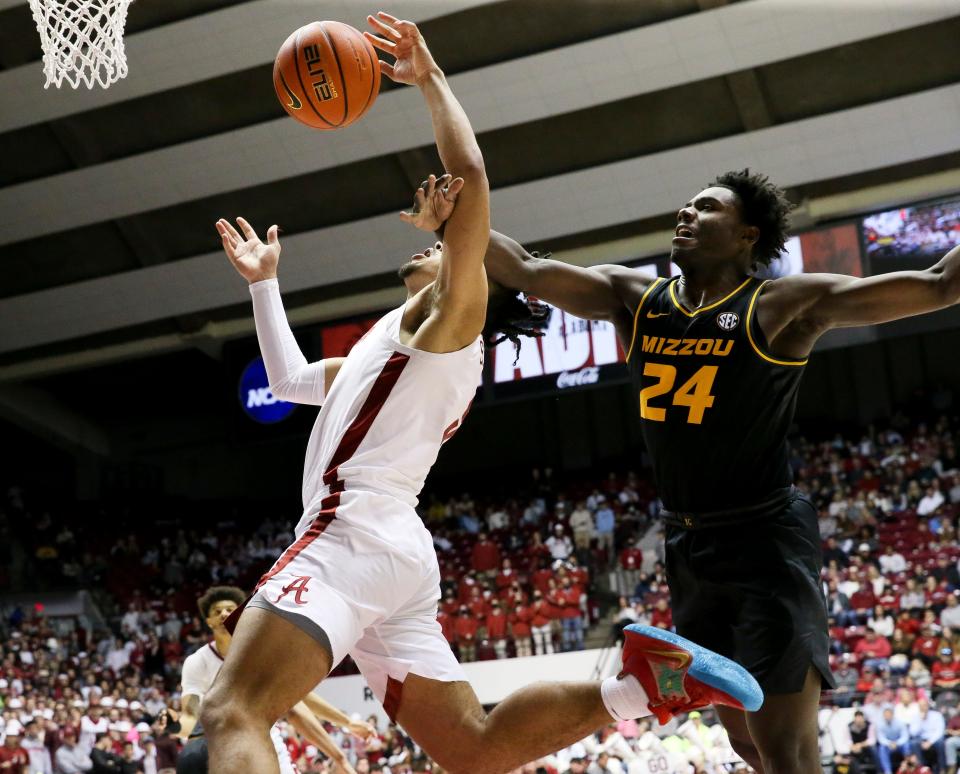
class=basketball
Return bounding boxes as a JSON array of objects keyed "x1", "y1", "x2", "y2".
[{"x1": 273, "y1": 21, "x2": 381, "y2": 130}]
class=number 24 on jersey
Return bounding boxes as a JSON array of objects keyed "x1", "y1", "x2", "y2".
[{"x1": 640, "y1": 362, "x2": 718, "y2": 425}]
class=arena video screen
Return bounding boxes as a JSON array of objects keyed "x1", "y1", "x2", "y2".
[
  {"x1": 863, "y1": 197, "x2": 960, "y2": 273},
  {"x1": 487, "y1": 262, "x2": 660, "y2": 399}
]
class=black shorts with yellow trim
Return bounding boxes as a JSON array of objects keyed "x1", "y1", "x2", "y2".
[{"x1": 665, "y1": 490, "x2": 835, "y2": 695}]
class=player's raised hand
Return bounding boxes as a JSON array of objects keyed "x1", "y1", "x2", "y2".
[
  {"x1": 364, "y1": 12, "x2": 440, "y2": 86},
  {"x1": 216, "y1": 217, "x2": 280, "y2": 284},
  {"x1": 400, "y1": 172, "x2": 464, "y2": 232}
]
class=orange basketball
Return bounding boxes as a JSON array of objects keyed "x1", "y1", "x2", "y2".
[{"x1": 273, "y1": 21, "x2": 381, "y2": 130}]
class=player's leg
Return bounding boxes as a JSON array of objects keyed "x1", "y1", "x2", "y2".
[
  {"x1": 396, "y1": 623, "x2": 764, "y2": 774},
  {"x1": 715, "y1": 495, "x2": 832, "y2": 774},
  {"x1": 744, "y1": 667, "x2": 822, "y2": 773},
  {"x1": 396, "y1": 674, "x2": 610, "y2": 774},
  {"x1": 201, "y1": 606, "x2": 332, "y2": 774},
  {"x1": 714, "y1": 706, "x2": 766, "y2": 773}
]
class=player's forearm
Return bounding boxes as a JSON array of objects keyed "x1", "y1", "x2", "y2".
[
  {"x1": 249, "y1": 279, "x2": 327, "y2": 404},
  {"x1": 288, "y1": 703, "x2": 347, "y2": 764},
  {"x1": 417, "y1": 71, "x2": 484, "y2": 178},
  {"x1": 486, "y1": 231, "x2": 623, "y2": 320},
  {"x1": 300, "y1": 692, "x2": 352, "y2": 728},
  {"x1": 174, "y1": 712, "x2": 198, "y2": 739}
]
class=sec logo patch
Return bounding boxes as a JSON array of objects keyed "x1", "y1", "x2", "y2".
[{"x1": 716, "y1": 312, "x2": 739, "y2": 331}]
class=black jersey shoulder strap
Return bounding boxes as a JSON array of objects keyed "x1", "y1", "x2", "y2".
[
  {"x1": 625, "y1": 277, "x2": 665, "y2": 362},
  {"x1": 744, "y1": 278, "x2": 808, "y2": 367}
]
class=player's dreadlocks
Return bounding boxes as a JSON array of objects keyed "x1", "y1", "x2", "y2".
[
  {"x1": 197, "y1": 586, "x2": 246, "y2": 622},
  {"x1": 711, "y1": 169, "x2": 793, "y2": 267},
  {"x1": 483, "y1": 254, "x2": 552, "y2": 362}
]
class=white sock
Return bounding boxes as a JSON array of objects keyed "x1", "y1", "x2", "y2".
[{"x1": 601, "y1": 674, "x2": 651, "y2": 721}]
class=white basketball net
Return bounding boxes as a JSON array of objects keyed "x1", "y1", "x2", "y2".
[{"x1": 28, "y1": 0, "x2": 135, "y2": 89}]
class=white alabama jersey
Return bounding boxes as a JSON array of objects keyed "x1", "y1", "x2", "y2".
[
  {"x1": 181, "y1": 643, "x2": 296, "y2": 774},
  {"x1": 180, "y1": 642, "x2": 226, "y2": 699},
  {"x1": 301, "y1": 304, "x2": 483, "y2": 517}
]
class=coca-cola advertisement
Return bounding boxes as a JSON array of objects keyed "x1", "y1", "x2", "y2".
[{"x1": 488, "y1": 306, "x2": 628, "y2": 399}]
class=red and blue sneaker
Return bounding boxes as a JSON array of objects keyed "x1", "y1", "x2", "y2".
[{"x1": 620, "y1": 625, "x2": 763, "y2": 724}]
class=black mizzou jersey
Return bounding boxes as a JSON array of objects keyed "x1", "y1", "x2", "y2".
[{"x1": 625, "y1": 275, "x2": 806, "y2": 513}]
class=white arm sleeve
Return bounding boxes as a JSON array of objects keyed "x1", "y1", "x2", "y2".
[{"x1": 249, "y1": 278, "x2": 327, "y2": 405}]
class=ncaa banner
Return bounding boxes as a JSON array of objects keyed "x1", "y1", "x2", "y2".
[{"x1": 239, "y1": 357, "x2": 295, "y2": 424}]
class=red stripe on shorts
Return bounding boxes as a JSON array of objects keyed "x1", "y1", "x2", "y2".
[
  {"x1": 322, "y1": 351, "x2": 410, "y2": 488},
  {"x1": 255, "y1": 351, "x2": 410, "y2": 592},
  {"x1": 383, "y1": 675, "x2": 405, "y2": 722}
]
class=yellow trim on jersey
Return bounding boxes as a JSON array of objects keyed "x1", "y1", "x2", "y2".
[
  {"x1": 626, "y1": 277, "x2": 665, "y2": 363},
  {"x1": 668, "y1": 275, "x2": 753, "y2": 318},
  {"x1": 745, "y1": 280, "x2": 808, "y2": 367}
]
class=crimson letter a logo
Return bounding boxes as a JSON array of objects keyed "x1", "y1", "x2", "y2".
[{"x1": 275, "y1": 576, "x2": 311, "y2": 605}]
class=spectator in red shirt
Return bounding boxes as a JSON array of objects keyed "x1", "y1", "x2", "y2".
[
  {"x1": 931, "y1": 648, "x2": 960, "y2": 692},
  {"x1": 495, "y1": 559, "x2": 516, "y2": 592},
  {"x1": 470, "y1": 532, "x2": 500, "y2": 578},
  {"x1": 896, "y1": 753, "x2": 932, "y2": 774},
  {"x1": 619, "y1": 539, "x2": 644, "y2": 597},
  {"x1": 467, "y1": 586, "x2": 490, "y2": 620},
  {"x1": 457, "y1": 573, "x2": 478, "y2": 604},
  {"x1": 650, "y1": 598, "x2": 673, "y2": 630},
  {"x1": 924, "y1": 576, "x2": 950, "y2": 612},
  {"x1": 557, "y1": 577, "x2": 583, "y2": 652},
  {"x1": 486, "y1": 601, "x2": 509, "y2": 659},
  {"x1": 454, "y1": 606, "x2": 478, "y2": 663},
  {"x1": 440, "y1": 590, "x2": 458, "y2": 617},
  {"x1": 855, "y1": 628, "x2": 892, "y2": 671},
  {"x1": 913, "y1": 625, "x2": 942, "y2": 666},
  {"x1": 0, "y1": 730, "x2": 30, "y2": 774},
  {"x1": 529, "y1": 590, "x2": 554, "y2": 656},
  {"x1": 530, "y1": 560, "x2": 554, "y2": 596},
  {"x1": 437, "y1": 609, "x2": 455, "y2": 646},
  {"x1": 897, "y1": 611, "x2": 922, "y2": 637},
  {"x1": 525, "y1": 531, "x2": 551, "y2": 570},
  {"x1": 850, "y1": 583, "x2": 877, "y2": 623},
  {"x1": 509, "y1": 604, "x2": 533, "y2": 658}
]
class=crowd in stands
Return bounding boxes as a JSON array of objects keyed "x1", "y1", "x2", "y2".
[{"x1": 2, "y1": 391, "x2": 960, "y2": 772}]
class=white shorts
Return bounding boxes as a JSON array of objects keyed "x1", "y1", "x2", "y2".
[{"x1": 250, "y1": 490, "x2": 466, "y2": 717}]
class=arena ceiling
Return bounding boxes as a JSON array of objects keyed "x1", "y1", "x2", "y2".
[{"x1": 0, "y1": 0, "x2": 959, "y2": 389}]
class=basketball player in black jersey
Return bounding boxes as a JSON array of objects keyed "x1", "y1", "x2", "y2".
[{"x1": 479, "y1": 169, "x2": 960, "y2": 774}]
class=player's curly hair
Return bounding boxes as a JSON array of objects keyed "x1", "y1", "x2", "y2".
[
  {"x1": 484, "y1": 257, "x2": 552, "y2": 363},
  {"x1": 711, "y1": 169, "x2": 793, "y2": 267},
  {"x1": 197, "y1": 586, "x2": 246, "y2": 622}
]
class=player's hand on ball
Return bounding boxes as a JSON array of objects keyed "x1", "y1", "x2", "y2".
[
  {"x1": 364, "y1": 12, "x2": 439, "y2": 86},
  {"x1": 217, "y1": 217, "x2": 280, "y2": 284},
  {"x1": 400, "y1": 173, "x2": 464, "y2": 232}
]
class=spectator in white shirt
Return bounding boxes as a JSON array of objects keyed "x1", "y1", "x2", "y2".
[
  {"x1": 879, "y1": 545, "x2": 907, "y2": 574},
  {"x1": 941, "y1": 594, "x2": 960, "y2": 630},
  {"x1": 568, "y1": 502, "x2": 594, "y2": 550},
  {"x1": 486, "y1": 507, "x2": 509, "y2": 532},
  {"x1": 918, "y1": 484, "x2": 945, "y2": 516},
  {"x1": 900, "y1": 579, "x2": 926, "y2": 611},
  {"x1": 78, "y1": 707, "x2": 108, "y2": 755},
  {"x1": 545, "y1": 525, "x2": 573, "y2": 561},
  {"x1": 54, "y1": 730, "x2": 92, "y2": 774}
]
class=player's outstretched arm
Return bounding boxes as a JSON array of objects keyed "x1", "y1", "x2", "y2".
[
  {"x1": 485, "y1": 230, "x2": 653, "y2": 323},
  {"x1": 299, "y1": 692, "x2": 376, "y2": 739},
  {"x1": 217, "y1": 217, "x2": 343, "y2": 403},
  {"x1": 366, "y1": 13, "x2": 489, "y2": 350},
  {"x1": 286, "y1": 701, "x2": 357, "y2": 774},
  {"x1": 400, "y1": 177, "x2": 652, "y2": 324},
  {"x1": 762, "y1": 243, "x2": 960, "y2": 343}
]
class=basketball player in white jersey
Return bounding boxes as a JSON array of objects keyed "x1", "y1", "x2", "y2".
[
  {"x1": 204, "y1": 13, "x2": 763, "y2": 774},
  {"x1": 160, "y1": 586, "x2": 369, "y2": 774}
]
